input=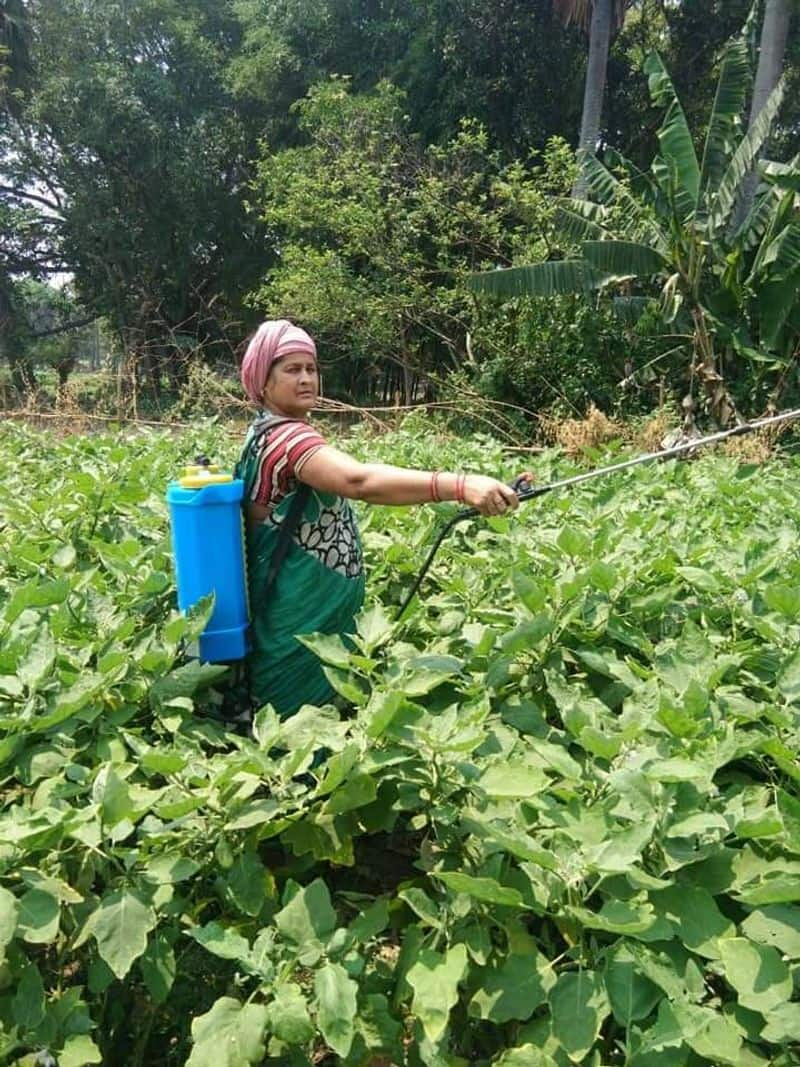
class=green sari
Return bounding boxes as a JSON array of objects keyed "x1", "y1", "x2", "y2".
[{"x1": 238, "y1": 415, "x2": 365, "y2": 717}]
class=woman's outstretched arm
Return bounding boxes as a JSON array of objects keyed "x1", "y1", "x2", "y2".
[{"x1": 298, "y1": 445, "x2": 524, "y2": 517}]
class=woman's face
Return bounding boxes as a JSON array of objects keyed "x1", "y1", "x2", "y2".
[{"x1": 262, "y1": 353, "x2": 319, "y2": 418}]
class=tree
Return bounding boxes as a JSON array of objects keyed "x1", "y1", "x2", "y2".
[
  {"x1": 0, "y1": 0, "x2": 32, "y2": 115},
  {"x1": 554, "y1": 0, "x2": 632, "y2": 193},
  {"x1": 1, "y1": 0, "x2": 271, "y2": 399},
  {"x1": 735, "y1": 0, "x2": 794, "y2": 225},
  {"x1": 12, "y1": 279, "x2": 99, "y2": 395},
  {"x1": 229, "y1": 0, "x2": 589, "y2": 157},
  {"x1": 471, "y1": 25, "x2": 799, "y2": 423},
  {"x1": 249, "y1": 79, "x2": 585, "y2": 407}
]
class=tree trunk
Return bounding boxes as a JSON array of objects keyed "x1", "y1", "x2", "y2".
[
  {"x1": 0, "y1": 282, "x2": 37, "y2": 396},
  {"x1": 692, "y1": 307, "x2": 739, "y2": 427},
  {"x1": 734, "y1": 0, "x2": 792, "y2": 227},
  {"x1": 572, "y1": 0, "x2": 613, "y2": 198}
]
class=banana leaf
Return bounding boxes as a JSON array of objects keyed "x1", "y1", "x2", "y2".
[
  {"x1": 612, "y1": 296, "x2": 654, "y2": 325},
  {"x1": 581, "y1": 240, "x2": 666, "y2": 277},
  {"x1": 758, "y1": 271, "x2": 800, "y2": 349},
  {"x1": 468, "y1": 260, "x2": 607, "y2": 298},
  {"x1": 746, "y1": 191, "x2": 797, "y2": 280},
  {"x1": 762, "y1": 156, "x2": 800, "y2": 192},
  {"x1": 699, "y1": 36, "x2": 750, "y2": 200},
  {"x1": 644, "y1": 51, "x2": 700, "y2": 219},
  {"x1": 580, "y1": 154, "x2": 669, "y2": 253},
  {"x1": 553, "y1": 198, "x2": 610, "y2": 243},
  {"x1": 709, "y1": 79, "x2": 785, "y2": 237}
]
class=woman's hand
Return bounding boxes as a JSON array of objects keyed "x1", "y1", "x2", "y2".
[{"x1": 462, "y1": 475, "x2": 520, "y2": 516}]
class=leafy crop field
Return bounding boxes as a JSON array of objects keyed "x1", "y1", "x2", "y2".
[{"x1": 1, "y1": 418, "x2": 799, "y2": 1067}]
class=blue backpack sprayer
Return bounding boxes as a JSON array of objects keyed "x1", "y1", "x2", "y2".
[
  {"x1": 165, "y1": 419, "x2": 310, "y2": 664},
  {"x1": 166, "y1": 408, "x2": 800, "y2": 658},
  {"x1": 165, "y1": 463, "x2": 250, "y2": 662}
]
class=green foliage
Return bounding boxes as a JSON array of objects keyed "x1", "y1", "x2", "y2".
[
  {"x1": 472, "y1": 21, "x2": 800, "y2": 422},
  {"x1": 3, "y1": 0, "x2": 270, "y2": 358},
  {"x1": 251, "y1": 79, "x2": 644, "y2": 414},
  {"x1": 2, "y1": 418, "x2": 800, "y2": 1063}
]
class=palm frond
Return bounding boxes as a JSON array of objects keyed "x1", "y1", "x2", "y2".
[
  {"x1": 709, "y1": 79, "x2": 785, "y2": 237},
  {"x1": 553, "y1": 0, "x2": 630, "y2": 35},
  {"x1": 699, "y1": 36, "x2": 750, "y2": 201},
  {"x1": 644, "y1": 51, "x2": 700, "y2": 219},
  {"x1": 581, "y1": 239, "x2": 666, "y2": 277},
  {"x1": 553, "y1": 197, "x2": 611, "y2": 242},
  {"x1": 580, "y1": 154, "x2": 669, "y2": 252},
  {"x1": 469, "y1": 260, "x2": 607, "y2": 299}
]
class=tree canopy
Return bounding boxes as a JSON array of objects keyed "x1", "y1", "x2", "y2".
[{"x1": 0, "y1": 0, "x2": 798, "y2": 415}]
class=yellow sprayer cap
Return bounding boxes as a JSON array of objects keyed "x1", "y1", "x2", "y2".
[{"x1": 179, "y1": 466, "x2": 233, "y2": 488}]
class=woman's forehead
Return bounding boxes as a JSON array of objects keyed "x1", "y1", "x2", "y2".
[{"x1": 278, "y1": 351, "x2": 317, "y2": 365}]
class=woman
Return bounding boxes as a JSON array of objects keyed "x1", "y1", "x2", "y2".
[{"x1": 238, "y1": 319, "x2": 526, "y2": 718}]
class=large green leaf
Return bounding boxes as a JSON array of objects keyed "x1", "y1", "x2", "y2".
[
  {"x1": 581, "y1": 240, "x2": 666, "y2": 277},
  {"x1": 604, "y1": 944, "x2": 662, "y2": 1026},
  {"x1": 645, "y1": 51, "x2": 700, "y2": 218},
  {"x1": 433, "y1": 870, "x2": 527, "y2": 907},
  {"x1": 759, "y1": 220, "x2": 800, "y2": 277},
  {"x1": 82, "y1": 890, "x2": 157, "y2": 979},
  {"x1": 758, "y1": 271, "x2": 800, "y2": 350},
  {"x1": 469, "y1": 952, "x2": 555, "y2": 1022},
  {"x1": 139, "y1": 933, "x2": 176, "y2": 1005},
  {"x1": 710, "y1": 79, "x2": 785, "y2": 236},
  {"x1": 553, "y1": 198, "x2": 610, "y2": 242},
  {"x1": 548, "y1": 971, "x2": 610, "y2": 1063},
  {"x1": 719, "y1": 937, "x2": 793, "y2": 1013},
  {"x1": 580, "y1": 153, "x2": 669, "y2": 252},
  {"x1": 0, "y1": 886, "x2": 19, "y2": 961},
  {"x1": 274, "y1": 878, "x2": 336, "y2": 947},
  {"x1": 265, "y1": 983, "x2": 314, "y2": 1045},
  {"x1": 11, "y1": 963, "x2": 46, "y2": 1031},
  {"x1": 651, "y1": 884, "x2": 735, "y2": 958},
  {"x1": 469, "y1": 260, "x2": 606, "y2": 299},
  {"x1": 17, "y1": 888, "x2": 59, "y2": 944},
  {"x1": 407, "y1": 943, "x2": 468, "y2": 1042},
  {"x1": 315, "y1": 962, "x2": 358, "y2": 1057},
  {"x1": 699, "y1": 35, "x2": 750, "y2": 199},
  {"x1": 59, "y1": 1035, "x2": 103, "y2": 1067},
  {"x1": 187, "y1": 997, "x2": 268, "y2": 1067},
  {"x1": 741, "y1": 904, "x2": 800, "y2": 958},
  {"x1": 188, "y1": 923, "x2": 253, "y2": 967}
]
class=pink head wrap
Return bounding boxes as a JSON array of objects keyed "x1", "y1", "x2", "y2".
[{"x1": 240, "y1": 319, "x2": 317, "y2": 406}]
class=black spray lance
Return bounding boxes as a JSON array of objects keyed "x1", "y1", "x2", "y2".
[{"x1": 396, "y1": 407, "x2": 800, "y2": 621}]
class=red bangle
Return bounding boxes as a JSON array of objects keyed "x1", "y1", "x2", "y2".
[
  {"x1": 456, "y1": 474, "x2": 466, "y2": 504},
  {"x1": 430, "y1": 470, "x2": 441, "y2": 502}
]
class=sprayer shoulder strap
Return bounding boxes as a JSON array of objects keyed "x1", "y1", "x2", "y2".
[
  {"x1": 264, "y1": 481, "x2": 311, "y2": 594},
  {"x1": 238, "y1": 415, "x2": 312, "y2": 596}
]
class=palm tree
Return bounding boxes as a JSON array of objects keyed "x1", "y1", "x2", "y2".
[
  {"x1": 471, "y1": 27, "x2": 797, "y2": 425},
  {"x1": 554, "y1": 0, "x2": 631, "y2": 195},
  {"x1": 735, "y1": 0, "x2": 793, "y2": 225}
]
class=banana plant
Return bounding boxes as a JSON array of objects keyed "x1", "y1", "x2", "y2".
[{"x1": 471, "y1": 23, "x2": 800, "y2": 424}]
